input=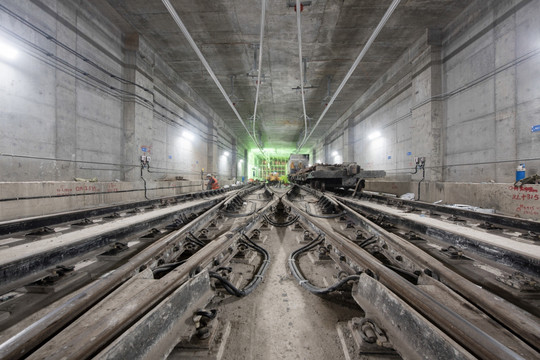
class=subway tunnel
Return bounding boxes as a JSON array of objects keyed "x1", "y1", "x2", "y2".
[{"x1": 0, "y1": 1, "x2": 539, "y2": 359}]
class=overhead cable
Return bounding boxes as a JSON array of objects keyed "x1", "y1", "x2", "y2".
[
  {"x1": 252, "y1": 0, "x2": 267, "y2": 148},
  {"x1": 161, "y1": 0, "x2": 267, "y2": 157},
  {"x1": 296, "y1": 0, "x2": 402, "y2": 151},
  {"x1": 295, "y1": 0, "x2": 309, "y2": 150}
]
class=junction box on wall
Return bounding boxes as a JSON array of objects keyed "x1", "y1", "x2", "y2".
[{"x1": 141, "y1": 155, "x2": 151, "y2": 168}]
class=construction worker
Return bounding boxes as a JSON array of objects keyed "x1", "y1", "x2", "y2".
[{"x1": 206, "y1": 174, "x2": 219, "y2": 190}]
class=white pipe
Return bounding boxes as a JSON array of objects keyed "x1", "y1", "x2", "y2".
[
  {"x1": 252, "y1": 0, "x2": 266, "y2": 147},
  {"x1": 296, "y1": 0, "x2": 402, "y2": 151},
  {"x1": 161, "y1": 0, "x2": 266, "y2": 156},
  {"x1": 296, "y1": 0, "x2": 309, "y2": 150}
]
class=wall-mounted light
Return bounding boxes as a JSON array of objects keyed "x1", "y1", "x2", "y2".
[
  {"x1": 223, "y1": 151, "x2": 230, "y2": 157},
  {"x1": 368, "y1": 131, "x2": 381, "y2": 140},
  {"x1": 317, "y1": 159, "x2": 321, "y2": 163},
  {"x1": 0, "y1": 40, "x2": 18, "y2": 61},
  {"x1": 332, "y1": 151, "x2": 338, "y2": 156},
  {"x1": 182, "y1": 130, "x2": 194, "y2": 141}
]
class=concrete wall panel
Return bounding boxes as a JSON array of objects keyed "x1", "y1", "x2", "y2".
[
  {"x1": 0, "y1": 0, "x2": 237, "y2": 186},
  {"x1": 446, "y1": 81, "x2": 495, "y2": 128}
]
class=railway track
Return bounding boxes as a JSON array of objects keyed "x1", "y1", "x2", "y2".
[
  {"x1": 284, "y1": 185, "x2": 540, "y2": 359},
  {"x1": 0, "y1": 184, "x2": 538, "y2": 359}
]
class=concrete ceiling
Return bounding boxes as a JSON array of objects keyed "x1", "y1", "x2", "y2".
[{"x1": 104, "y1": 0, "x2": 470, "y2": 152}]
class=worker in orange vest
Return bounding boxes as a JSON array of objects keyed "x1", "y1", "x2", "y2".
[{"x1": 206, "y1": 174, "x2": 219, "y2": 190}]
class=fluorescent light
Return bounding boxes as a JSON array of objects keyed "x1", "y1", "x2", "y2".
[
  {"x1": 182, "y1": 130, "x2": 194, "y2": 141},
  {"x1": 0, "y1": 40, "x2": 18, "y2": 61},
  {"x1": 224, "y1": 151, "x2": 230, "y2": 156},
  {"x1": 368, "y1": 131, "x2": 381, "y2": 140}
]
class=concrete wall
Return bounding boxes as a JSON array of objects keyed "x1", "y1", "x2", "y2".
[
  {"x1": 442, "y1": 0, "x2": 540, "y2": 182},
  {"x1": 321, "y1": 0, "x2": 540, "y2": 183},
  {"x1": 353, "y1": 86, "x2": 413, "y2": 174},
  {"x1": 365, "y1": 180, "x2": 540, "y2": 220},
  {"x1": 328, "y1": 135, "x2": 344, "y2": 164},
  {"x1": 315, "y1": 0, "x2": 540, "y2": 218},
  {"x1": 0, "y1": 178, "x2": 240, "y2": 221},
  {"x1": 0, "y1": 0, "x2": 243, "y2": 184}
]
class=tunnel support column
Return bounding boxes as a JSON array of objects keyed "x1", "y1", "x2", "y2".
[
  {"x1": 410, "y1": 29, "x2": 444, "y2": 182},
  {"x1": 207, "y1": 123, "x2": 217, "y2": 177},
  {"x1": 121, "y1": 34, "x2": 155, "y2": 181},
  {"x1": 344, "y1": 118, "x2": 355, "y2": 163},
  {"x1": 231, "y1": 138, "x2": 237, "y2": 181}
]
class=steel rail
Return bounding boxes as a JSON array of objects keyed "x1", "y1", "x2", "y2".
[
  {"x1": 327, "y1": 193, "x2": 540, "y2": 351},
  {"x1": 0, "y1": 187, "x2": 261, "y2": 359},
  {"x1": 28, "y1": 197, "x2": 278, "y2": 359},
  {"x1": 283, "y1": 195, "x2": 532, "y2": 360},
  {"x1": 0, "y1": 197, "x2": 223, "y2": 294},
  {"x1": 337, "y1": 195, "x2": 540, "y2": 278},
  {"x1": 0, "y1": 187, "x2": 234, "y2": 236},
  {"x1": 349, "y1": 192, "x2": 540, "y2": 234}
]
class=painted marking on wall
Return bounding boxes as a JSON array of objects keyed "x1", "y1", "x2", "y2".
[
  {"x1": 107, "y1": 183, "x2": 118, "y2": 192},
  {"x1": 56, "y1": 186, "x2": 73, "y2": 195},
  {"x1": 510, "y1": 186, "x2": 538, "y2": 193},
  {"x1": 387, "y1": 156, "x2": 391, "y2": 159},
  {"x1": 75, "y1": 185, "x2": 99, "y2": 192},
  {"x1": 512, "y1": 194, "x2": 540, "y2": 201},
  {"x1": 515, "y1": 204, "x2": 540, "y2": 216},
  {"x1": 168, "y1": 155, "x2": 172, "y2": 159},
  {"x1": 509, "y1": 186, "x2": 540, "y2": 201},
  {"x1": 141, "y1": 147, "x2": 147, "y2": 152},
  {"x1": 407, "y1": 152, "x2": 412, "y2": 156},
  {"x1": 532, "y1": 125, "x2": 540, "y2": 133}
]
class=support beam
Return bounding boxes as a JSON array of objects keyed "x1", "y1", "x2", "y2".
[{"x1": 410, "y1": 29, "x2": 444, "y2": 182}]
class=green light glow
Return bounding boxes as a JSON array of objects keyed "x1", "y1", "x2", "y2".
[{"x1": 247, "y1": 147, "x2": 295, "y2": 179}]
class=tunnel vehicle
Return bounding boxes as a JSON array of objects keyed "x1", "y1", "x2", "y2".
[{"x1": 289, "y1": 162, "x2": 386, "y2": 191}]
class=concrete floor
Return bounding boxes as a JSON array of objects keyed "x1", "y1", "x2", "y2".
[{"x1": 211, "y1": 223, "x2": 362, "y2": 359}]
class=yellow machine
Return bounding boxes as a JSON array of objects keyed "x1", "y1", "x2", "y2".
[{"x1": 266, "y1": 172, "x2": 280, "y2": 185}]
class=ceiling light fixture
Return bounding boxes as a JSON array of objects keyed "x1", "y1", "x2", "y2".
[
  {"x1": 182, "y1": 130, "x2": 194, "y2": 141},
  {"x1": 368, "y1": 131, "x2": 381, "y2": 140},
  {"x1": 0, "y1": 40, "x2": 18, "y2": 61}
]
